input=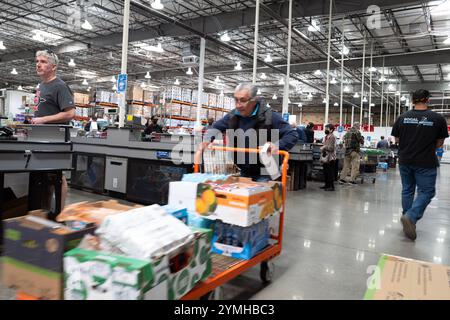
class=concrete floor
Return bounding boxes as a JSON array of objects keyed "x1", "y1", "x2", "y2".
[{"x1": 1, "y1": 166, "x2": 449, "y2": 300}]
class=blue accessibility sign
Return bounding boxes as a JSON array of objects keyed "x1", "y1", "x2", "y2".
[
  {"x1": 282, "y1": 113, "x2": 289, "y2": 122},
  {"x1": 117, "y1": 73, "x2": 127, "y2": 93},
  {"x1": 338, "y1": 125, "x2": 344, "y2": 133}
]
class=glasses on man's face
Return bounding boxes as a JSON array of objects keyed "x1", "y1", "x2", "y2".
[{"x1": 234, "y1": 97, "x2": 253, "y2": 105}]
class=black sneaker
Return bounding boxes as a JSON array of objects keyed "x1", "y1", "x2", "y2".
[
  {"x1": 339, "y1": 179, "x2": 347, "y2": 184},
  {"x1": 348, "y1": 181, "x2": 357, "y2": 185},
  {"x1": 400, "y1": 215, "x2": 417, "y2": 241}
]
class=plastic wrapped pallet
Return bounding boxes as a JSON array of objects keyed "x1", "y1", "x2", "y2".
[
  {"x1": 217, "y1": 94, "x2": 224, "y2": 109},
  {"x1": 202, "y1": 92, "x2": 209, "y2": 107},
  {"x1": 208, "y1": 93, "x2": 217, "y2": 107},
  {"x1": 181, "y1": 104, "x2": 191, "y2": 118},
  {"x1": 190, "y1": 106, "x2": 198, "y2": 119},
  {"x1": 192, "y1": 90, "x2": 198, "y2": 104},
  {"x1": 165, "y1": 86, "x2": 182, "y2": 101},
  {"x1": 200, "y1": 107, "x2": 208, "y2": 120},
  {"x1": 181, "y1": 88, "x2": 192, "y2": 103}
]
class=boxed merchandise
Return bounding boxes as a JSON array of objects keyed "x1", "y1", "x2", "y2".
[
  {"x1": 127, "y1": 86, "x2": 144, "y2": 101},
  {"x1": 110, "y1": 93, "x2": 118, "y2": 105},
  {"x1": 217, "y1": 94, "x2": 224, "y2": 109},
  {"x1": 198, "y1": 177, "x2": 282, "y2": 227},
  {"x1": 2, "y1": 215, "x2": 96, "y2": 299},
  {"x1": 202, "y1": 92, "x2": 209, "y2": 107},
  {"x1": 208, "y1": 93, "x2": 217, "y2": 107},
  {"x1": 181, "y1": 105, "x2": 192, "y2": 118},
  {"x1": 74, "y1": 92, "x2": 89, "y2": 105},
  {"x1": 212, "y1": 219, "x2": 269, "y2": 260},
  {"x1": 215, "y1": 110, "x2": 223, "y2": 120},
  {"x1": 143, "y1": 90, "x2": 154, "y2": 104},
  {"x1": 165, "y1": 86, "x2": 182, "y2": 101},
  {"x1": 200, "y1": 107, "x2": 208, "y2": 120},
  {"x1": 64, "y1": 228, "x2": 212, "y2": 300},
  {"x1": 364, "y1": 255, "x2": 450, "y2": 300},
  {"x1": 188, "y1": 211, "x2": 216, "y2": 230},
  {"x1": 96, "y1": 91, "x2": 111, "y2": 103},
  {"x1": 162, "y1": 205, "x2": 188, "y2": 224},
  {"x1": 192, "y1": 90, "x2": 198, "y2": 104},
  {"x1": 182, "y1": 88, "x2": 192, "y2": 103},
  {"x1": 190, "y1": 106, "x2": 198, "y2": 119},
  {"x1": 57, "y1": 200, "x2": 141, "y2": 225}
]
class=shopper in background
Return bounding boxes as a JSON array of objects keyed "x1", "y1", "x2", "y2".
[
  {"x1": 377, "y1": 136, "x2": 389, "y2": 149},
  {"x1": 339, "y1": 122, "x2": 364, "y2": 185},
  {"x1": 144, "y1": 116, "x2": 163, "y2": 135},
  {"x1": 305, "y1": 122, "x2": 315, "y2": 143},
  {"x1": 84, "y1": 114, "x2": 98, "y2": 132},
  {"x1": 320, "y1": 124, "x2": 337, "y2": 191},
  {"x1": 32, "y1": 50, "x2": 75, "y2": 124},
  {"x1": 290, "y1": 121, "x2": 307, "y2": 142},
  {"x1": 436, "y1": 147, "x2": 444, "y2": 165},
  {"x1": 391, "y1": 89, "x2": 448, "y2": 241},
  {"x1": 31, "y1": 50, "x2": 75, "y2": 211},
  {"x1": 206, "y1": 83, "x2": 298, "y2": 180}
]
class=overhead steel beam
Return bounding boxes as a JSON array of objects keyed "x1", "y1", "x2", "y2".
[{"x1": 0, "y1": 0, "x2": 422, "y2": 63}]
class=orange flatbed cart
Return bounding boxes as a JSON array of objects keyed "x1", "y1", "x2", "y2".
[{"x1": 182, "y1": 146, "x2": 289, "y2": 300}]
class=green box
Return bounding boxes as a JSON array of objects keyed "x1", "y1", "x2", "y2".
[{"x1": 64, "y1": 228, "x2": 212, "y2": 300}]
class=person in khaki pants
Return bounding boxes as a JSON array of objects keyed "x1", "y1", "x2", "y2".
[{"x1": 339, "y1": 122, "x2": 364, "y2": 185}]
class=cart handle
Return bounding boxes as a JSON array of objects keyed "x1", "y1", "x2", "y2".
[{"x1": 193, "y1": 146, "x2": 289, "y2": 247}]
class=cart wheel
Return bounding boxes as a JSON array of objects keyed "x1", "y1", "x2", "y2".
[
  {"x1": 260, "y1": 261, "x2": 274, "y2": 284},
  {"x1": 200, "y1": 287, "x2": 223, "y2": 300}
]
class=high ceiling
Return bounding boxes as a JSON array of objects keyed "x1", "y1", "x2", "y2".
[{"x1": 1, "y1": 0, "x2": 450, "y2": 109}]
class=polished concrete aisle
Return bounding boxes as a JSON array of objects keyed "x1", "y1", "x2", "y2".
[
  {"x1": 1, "y1": 166, "x2": 449, "y2": 300},
  {"x1": 223, "y1": 165, "x2": 450, "y2": 299}
]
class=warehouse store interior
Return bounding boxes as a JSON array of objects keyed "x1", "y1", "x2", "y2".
[{"x1": 0, "y1": 0, "x2": 450, "y2": 300}]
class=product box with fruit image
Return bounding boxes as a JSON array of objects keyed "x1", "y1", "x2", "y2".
[
  {"x1": 64, "y1": 228, "x2": 212, "y2": 300},
  {"x1": 196, "y1": 177, "x2": 283, "y2": 227},
  {"x1": 211, "y1": 219, "x2": 269, "y2": 260}
]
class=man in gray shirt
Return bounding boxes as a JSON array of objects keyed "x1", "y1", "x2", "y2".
[
  {"x1": 32, "y1": 50, "x2": 75, "y2": 124},
  {"x1": 32, "y1": 50, "x2": 75, "y2": 210}
]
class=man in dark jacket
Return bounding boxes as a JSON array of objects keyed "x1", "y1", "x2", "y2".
[
  {"x1": 206, "y1": 83, "x2": 298, "y2": 179},
  {"x1": 304, "y1": 122, "x2": 315, "y2": 143}
]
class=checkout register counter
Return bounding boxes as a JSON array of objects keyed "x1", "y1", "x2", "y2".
[
  {"x1": 0, "y1": 124, "x2": 73, "y2": 248},
  {"x1": 70, "y1": 128, "x2": 315, "y2": 204}
]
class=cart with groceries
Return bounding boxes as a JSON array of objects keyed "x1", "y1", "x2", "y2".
[
  {"x1": 356, "y1": 148, "x2": 387, "y2": 184},
  {"x1": 6, "y1": 145, "x2": 288, "y2": 300}
]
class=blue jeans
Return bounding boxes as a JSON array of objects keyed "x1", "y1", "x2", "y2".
[{"x1": 399, "y1": 165, "x2": 437, "y2": 224}]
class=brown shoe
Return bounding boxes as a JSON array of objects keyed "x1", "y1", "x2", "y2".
[{"x1": 400, "y1": 215, "x2": 417, "y2": 241}]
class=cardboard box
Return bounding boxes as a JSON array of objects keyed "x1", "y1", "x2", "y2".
[
  {"x1": 182, "y1": 88, "x2": 192, "y2": 103},
  {"x1": 143, "y1": 90, "x2": 154, "y2": 104},
  {"x1": 212, "y1": 219, "x2": 269, "y2": 260},
  {"x1": 127, "y1": 86, "x2": 144, "y2": 101},
  {"x1": 2, "y1": 215, "x2": 96, "y2": 299},
  {"x1": 364, "y1": 255, "x2": 450, "y2": 300},
  {"x1": 208, "y1": 93, "x2": 217, "y2": 107},
  {"x1": 74, "y1": 92, "x2": 89, "y2": 105},
  {"x1": 201, "y1": 177, "x2": 282, "y2": 227},
  {"x1": 56, "y1": 200, "x2": 141, "y2": 226},
  {"x1": 64, "y1": 228, "x2": 212, "y2": 300}
]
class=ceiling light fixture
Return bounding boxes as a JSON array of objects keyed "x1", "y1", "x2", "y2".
[
  {"x1": 174, "y1": 78, "x2": 180, "y2": 85},
  {"x1": 369, "y1": 67, "x2": 378, "y2": 72},
  {"x1": 220, "y1": 32, "x2": 231, "y2": 42},
  {"x1": 395, "y1": 91, "x2": 401, "y2": 96},
  {"x1": 234, "y1": 61, "x2": 242, "y2": 71},
  {"x1": 444, "y1": 37, "x2": 450, "y2": 45},
  {"x1": 32, "y1": 32, "x2": 44, "y2": 42},
  {"x1": 145, "y1": 71, "x2": 151, "y2": 79},
  {"x1": 330, "y1": 78, "x2": 337, "y2": 84},
  {"x1": 82, "y1": 79, "x2": 88, "y2": 86},
  {"x1": 68, "y1": 58, "x2": 76, "y2": 67},
  {"x1": 18, "y1": 85, "x2": 23, "y2": 91},
  {"x1": 340, "y1": 45, "x2": 350, "y2": 55},
  {"x1": 215, "y1": 75, "x2": 220, "y2": 83},
  {"x1": 219, "y1": 90, "x2": 224, "y2": 96},
  {"x1": 0, "y1": 41, "x2": 6, "y2": 50},
  {"x1": 278, "y1": 77, "x2": 285, "y2": 85},
  {"x1": 111, "y1": 75, "x2": 116, "y2": 83},
  {"x1": 112, "y1": 84, "x2": 117, "y2": 91},
  {"x1": 308, "y1": 20, "x2": 320, "y2": 32},
  {"x1": 257, "y1": 89, "x2": 262, "y2": 95},
  {"x1": 264, "y1": 54, "x2": 273, "y2": 63},
  {"x1": 81, "y1": 19, "x2": 93, "y2": 31},
  {"x1": 307, "y1": 93, "x2": 313, "y2": 99},
  {"x1": 314, "y1": 70, "x2": 322, "y2": 76},
  {"x1": 298, "y1": 103, "x2": 303, "y2": 107},
  {"x1": 379, "y1": 76, "x2": 386, "y2": 82},
  {"x1": 362, "y1": 96, "x2": 368, "y2": 103},
  {"x1": 400, "y1": 95, "x2": 407, "y2": 101},
  {"x1": 267, "y1": 103, "x2": 271, "y2": 108},
  {"x1": 11, "y1": 68, "x2": 18, "y2": 75},
  {"x1": 322, "y1": 98, "x2": 327, "y2": 103},
  {"x1": 353, "y1": 92, "x2": 360, "y2": 98},
  {"x1": 344, "y1": 86, "x2": 350, "y2": 92},
  {"x1": 334, "y1": 102, "x2": 339, "y2": 106},
  {"x1": 87, "y1": 86, "x2": 91, "y2": 92},
  {"x1": 151, "y1": 0, "x2": 164, "y2": 10},
  {"x1": 388, "y1": 84, "x2": 395, "y2": 91},
  {"x1": 272, "y1": 94, "x2": 278, "y2": 100},
  {"x1": 260, "y1": 73, "x2": 267, "y2": 79},
  {"x1": 140, "y1": 82, "x2": 146, "y2": 88},
  {"x1": 186, "y1": 67, "x2": 193, "y2": 75}
]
